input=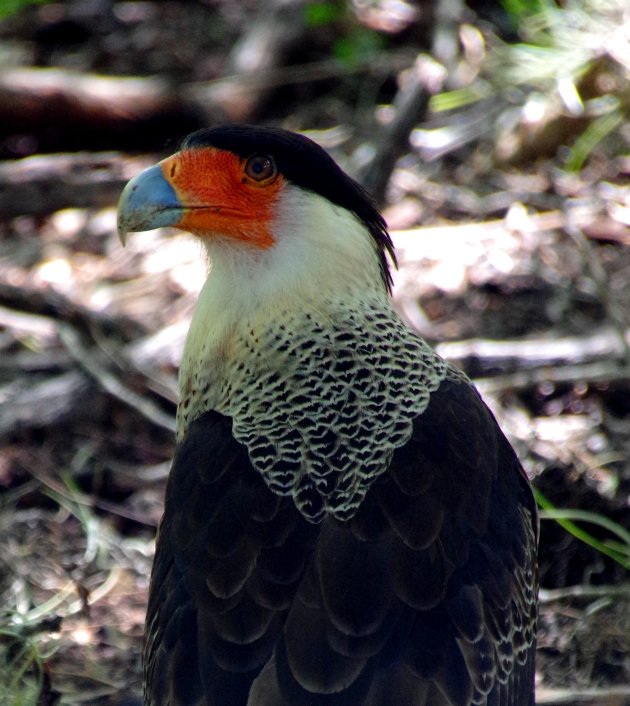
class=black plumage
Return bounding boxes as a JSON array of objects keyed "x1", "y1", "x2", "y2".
[{"x1": 144, "y1": 379, "x2": 537, "y2": 705}]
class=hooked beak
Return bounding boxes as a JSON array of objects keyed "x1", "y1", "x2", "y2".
[{"x1": 117, "y1": 164, "x2": 184, "y2": 246}]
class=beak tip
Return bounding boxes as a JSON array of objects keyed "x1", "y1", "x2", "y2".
[{"x1": 116, "y1": 163, "x2": 182, "y2": 244}]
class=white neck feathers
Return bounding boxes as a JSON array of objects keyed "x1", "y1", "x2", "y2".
[{"x1": 179, "y1": 186, "x2": 388, "y2": 403}]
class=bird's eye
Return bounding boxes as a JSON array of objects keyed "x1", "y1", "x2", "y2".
[{"x1": 244, "y1": 154, "x2": 276, "y2": 182}]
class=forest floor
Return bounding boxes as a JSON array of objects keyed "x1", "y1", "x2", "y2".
[{"x1": 0, "y1": 1, "x2": 629, "y2": 705}]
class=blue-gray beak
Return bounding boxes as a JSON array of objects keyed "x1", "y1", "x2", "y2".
[{"x1": 117, "y1": 164, "x2": 183, "y2": 245}]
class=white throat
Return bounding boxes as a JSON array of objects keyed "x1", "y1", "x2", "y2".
[
  {"x1": 173, "y1": 184, "x2": 452, "y2": 521},
  {"x1": 195, "y1": 185, "x2": 384, "y2": 324},
  {"x1": 177, "y1": 186, "x2": 389, "y2": 433}
]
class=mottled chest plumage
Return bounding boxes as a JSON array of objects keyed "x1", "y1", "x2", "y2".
[{"x1": 178, "y1": 297, "x2": 453, "y2": 522}]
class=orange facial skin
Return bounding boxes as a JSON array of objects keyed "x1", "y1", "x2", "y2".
[{"x1": 159, "y1": 147, "x2": 284, "y2": 249}]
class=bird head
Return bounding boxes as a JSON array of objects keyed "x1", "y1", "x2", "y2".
[
  {"x1": 118, "y1": 125, "x2": 398, "y2": 435},
  {"x1": 117, "y1": 125, "x2": 395, "y2": 297}
]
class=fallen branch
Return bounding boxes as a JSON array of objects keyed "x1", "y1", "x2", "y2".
[
  {"x1": 475, "y1": 360, "x2": 630, "y2": 396},
  {"x1": 58, "y1": 324, "x2": 176, "y2": 433},
  {"x1": 0, "y1": 288, "x2": 178, "y2": 435},
  {"x1": 0, "y1": 68, "x2": 204, "y2": 153},
  {"x1": 436, "y1": 327, "x2": 629, "y2": 378},
  {"x1": 0, "y1": 371, "x2": 91, "y2": 435},
  {"x1": 539, "y1": 584, "x2": 630, "y2": 603},
  {"x1": 0, "y1": 152, "x2": 150, "y2": 218},
  {"x1": 536, "y1": 685, "x2": 630, "y2": 705},
  {"x1": 0, "y1": 54, "x2": 414, "y2": 153},
  {"x1": 391, "y1": 208, "x2": 616, "y2": 261},
  {"x1": 358, "y1": 55, "x2": 439, "y2": 203},
  {"x1": 0, "y1": 283, "x2": 145, "y2": 340}
]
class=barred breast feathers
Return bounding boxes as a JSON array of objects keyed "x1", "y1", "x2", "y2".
[
  {"x1": 178, "y1": 296, "x2": 452, "y2": 522},
  {"x1": 176, "y1": 188, "x2": 453, "y2": 522}
]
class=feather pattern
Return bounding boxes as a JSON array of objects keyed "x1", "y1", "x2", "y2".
[
  {"x1": 125, "y1": 124, "x2": 538, "y2": 706},
  {"x1": 180, "y1": 297, "x2": 448, "y2": 522},
  {"x1": 144, "y1": 376, "x2": 537, "y2": 706}
]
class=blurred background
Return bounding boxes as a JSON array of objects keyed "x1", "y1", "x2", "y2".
[{"x1": 0, "y1": 1, "x2": 629, "y2": 704}]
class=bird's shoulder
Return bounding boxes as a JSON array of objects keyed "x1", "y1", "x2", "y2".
[
  {"x1": 273, "y1": 373, "x2": 538, "y2": 705},
  {"x1": 144, "y1": 409, "x2": 316, "y2": 705},
  {"x1": 146, "y1": 375, "x2": 537, "y2": 705}
]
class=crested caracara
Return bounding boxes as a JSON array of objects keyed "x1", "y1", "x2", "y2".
[{"x1": 117, "y1": 124, "x2": 538, "y2": 706}]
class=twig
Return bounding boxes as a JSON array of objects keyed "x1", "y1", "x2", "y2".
[
  {"x1": 24, "y1": 459, "x2": 158, "y2": 528},
  {"x1": 536, "y1": 685, "x2": 630, "y2": 705},
  {"x1": 436, "y1": 327, "x2": 630, "y2": 375},
  {"x1": 57, "y1": 324, "x2": 176, "y2": 433},
  {"x1": 216, "y1": 0, "x2": 311, "y2": 121},
  {"x1": 0, "y1": 294, "x2": 178, "y2": 434},
  {"x1": 0, "y1": 283, "x2": 144, "y2": 341},
  {"x1": 539, "y1": 584, "x2": 630, "y2": 603},
  {"x1": 473, "y1": 360, "x2": 630, "y2": 396},
  {"x1": 358, "y1": 55, "x2": 441, "y2": 203},
  {"x1": 216, "y1": 51, "x2": 415, "y2": 91}
]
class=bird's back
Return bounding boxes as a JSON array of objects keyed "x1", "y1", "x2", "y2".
[{"x1": 144, "y1": 372, "x2": 537, "y2": 706}]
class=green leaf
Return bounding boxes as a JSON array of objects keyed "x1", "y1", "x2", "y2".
[
  {"x1": 563, "y1": 108, "x2": 623, "y2": 171},
  {"x1": 535, "y1": 487, "x2": 630, "y2": 571},
  {"x1": 0, "y1": 0, "x2": 50, "y2": 20},
  {"x1": 305, "y1": 1, "x2": 341, "y2": 27}
]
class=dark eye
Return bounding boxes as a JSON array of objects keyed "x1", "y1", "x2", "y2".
[{"x1": 244, "y1": 154, "x2": 276, "y2": 182}]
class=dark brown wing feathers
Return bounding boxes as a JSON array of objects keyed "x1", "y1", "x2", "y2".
[{"x1": 144, "y1": 376, "x2": 537, "y2": 705}]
